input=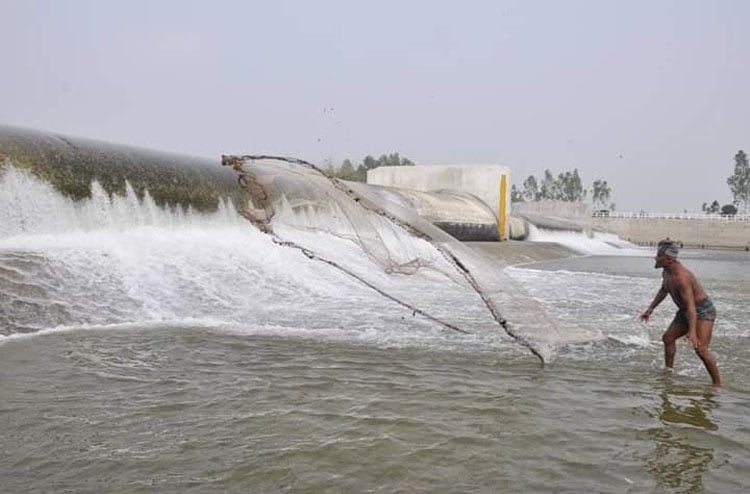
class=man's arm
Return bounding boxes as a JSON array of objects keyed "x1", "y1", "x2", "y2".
[
  {"x1": 676, "y1": 277, "x2": 699, "y2": 348},
  {"x1": 640, "y1": 282, "x2": 668, "y2": 322}
]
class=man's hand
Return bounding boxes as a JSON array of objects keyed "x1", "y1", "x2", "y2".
[
  {"x1": 685, "y1": 332, "x2": 700, "y2": 349},
  {"x1": 639, "y1": 308, "x2": 653, "y2": 322}
]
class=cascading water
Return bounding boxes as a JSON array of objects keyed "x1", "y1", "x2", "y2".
[
  {"x1": 1, "y1": 164, "x2": 550, "y2": 357},
  {"x1": 526, "y1": 223, "x2": 646, "y2": 256}
]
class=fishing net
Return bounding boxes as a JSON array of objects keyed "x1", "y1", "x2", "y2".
[{"x1": 221, "y1": 155, "x2": 561, "y2": 362}]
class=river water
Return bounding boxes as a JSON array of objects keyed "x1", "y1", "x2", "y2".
[{"x1": 1, "y1": 168, "x2": 749, "y2": 493}]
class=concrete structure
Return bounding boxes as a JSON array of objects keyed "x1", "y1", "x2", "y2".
[
  {"x1": 368, "y1": 164, "x2": 511, "y2": 240},
  {"x1": 510, "y1": 200, "x2": 750, "y2": 249},
  {"x1": 511, "y1": 201, "x2": 591, "y2": 232},
  {"x1": 590, "y1": 216, "x2": 750, "y2": 249}
]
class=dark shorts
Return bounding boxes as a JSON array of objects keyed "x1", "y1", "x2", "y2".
[{"x1": 673, "y1": 298, "x2": 717, "y2": 325}]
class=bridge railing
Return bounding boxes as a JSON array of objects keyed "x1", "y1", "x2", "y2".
[{"x1": 592, "y1": 211, "x2": 750, "y2": 221}]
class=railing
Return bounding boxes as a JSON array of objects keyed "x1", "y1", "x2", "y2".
[{"x1": 592, "y1": 211, "x2": 750, "y2": 221}]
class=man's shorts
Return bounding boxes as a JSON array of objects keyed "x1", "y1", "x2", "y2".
[{"x1": 673, "y1": 298, "x2": 717, "y2": 325}]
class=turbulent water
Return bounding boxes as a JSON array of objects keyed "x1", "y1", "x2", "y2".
[{"x1": 2, "y1": 166, "x2": 750, "y2": 493}]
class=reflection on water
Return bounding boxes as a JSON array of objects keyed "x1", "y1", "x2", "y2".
[{"x1": 644, "y1": 385, "x2": 719, "y2": 493}]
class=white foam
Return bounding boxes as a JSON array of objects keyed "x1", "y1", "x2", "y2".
[
  {"x1": 0, "y1": 166, "x2": 516, "y2": 353},
  {"x1": 526, "y1": 224, "x2": 647, "y2": 256},
  {"x1": 0, "y1": 166, "x2": 242, "y2": 240}
]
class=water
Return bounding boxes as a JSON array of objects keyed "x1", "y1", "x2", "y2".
[{"x1": 2, "y1": 167, "x2": 750, "y2": 493}]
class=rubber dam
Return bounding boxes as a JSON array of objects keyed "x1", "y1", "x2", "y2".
[{"x1": 0, "y1": 125, "x2": 564, "y2": 362}]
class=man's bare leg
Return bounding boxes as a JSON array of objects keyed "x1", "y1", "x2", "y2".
[
  {"x1": 694, "y1": 320, "x2": 722, "y2": 387},
  {"x1": 662, "y1": 321, "x2": 688, "y2": 369}
]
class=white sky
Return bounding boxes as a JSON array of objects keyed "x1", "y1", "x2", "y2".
[{"x1": 2, "y1": 0, "x2": 748, "y2": 212}]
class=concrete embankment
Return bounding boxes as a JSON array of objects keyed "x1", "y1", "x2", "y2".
[
  {"x1": 512, "y1": 200, "x2": 750, "y2": 250},
  {"x1": 590, "y1": 217, "x2": 750, "y2": 250}
]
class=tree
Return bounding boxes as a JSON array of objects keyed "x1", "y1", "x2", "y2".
[
  {"x1": 702, "y1": 200, "x2": 720, "y2": 214},
  {"x1": 559, "y1": 169, "x2": 586, "y2": 202},
  {"x1": 727, "y1": 150, "x2": 750, "y2": 212},
  {"x1": 331, "y1": 153, "x2": 415, "y2": 182},
  {"x1": 510, "y1": 184, "x2": 524, "y2": 202},
  {"x1": 591, "y1": 179, "x2": 611, "y2": 210},
  {"x1": 721, "y1": 204, "x2": 738, "y2": 216},
  {"x1": 363, "y1": 155, "x2": 378, "y2": 171},
  {"x1": 539, "y1": 169, "x2": 555, "y2": 200},
  {"x1": 337, "y1": 159, "x2": 356, "y2": 181},
  {"x1": 522, "y1": 175, "x2": 539, "y2": 201},
  {"x1": 515, "y1": 169, "x2": 610, "y2": 204}
]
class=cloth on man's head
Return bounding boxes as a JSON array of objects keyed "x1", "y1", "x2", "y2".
[{"x1": 657, "y1": 239, "x2": 680, "y2": 258}]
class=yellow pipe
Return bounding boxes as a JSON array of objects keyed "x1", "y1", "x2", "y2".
[{"x1": 499, "y1": 173, "x2": 507, "y2": 240}]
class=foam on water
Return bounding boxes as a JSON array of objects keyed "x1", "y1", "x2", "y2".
[
  {"x1": 0, "y1": 166, "x2": 242, "y2": 239},
  {"x1": 0, "y1": 166, "x2": 516, "y2": 353}
]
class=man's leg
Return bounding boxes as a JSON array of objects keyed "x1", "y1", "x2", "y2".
[
  {"x1": 694, "y1": 319, "x2": 722, "y2": 387},
  {"x1": 662, "y1": 321, "x2": 687, "y2": 369}
]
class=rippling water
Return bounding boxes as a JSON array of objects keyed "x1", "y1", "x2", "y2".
[
  {"x1": 2, "y1": 168, "x2": 750, "y2": 493},
  {"x1": 4, "y1": 246, "x2": 750, "y2": 493}
]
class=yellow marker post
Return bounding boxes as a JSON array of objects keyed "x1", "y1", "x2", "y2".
[{"x1": 499, "y1": 174, "x2": 507, "y2": 240}]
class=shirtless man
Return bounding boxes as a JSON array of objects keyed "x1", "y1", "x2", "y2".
[{"x1": 639, "y1": 239, "x2": 722, "y2": 387}]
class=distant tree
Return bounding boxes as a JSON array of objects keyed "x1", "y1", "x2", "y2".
[
  {"x1": 336, "y1": 159, "x2": 355, "y2": 180},
  {"x1": 539, "y1": 169, "x2": 556, "y2": 200},
  {"x1": 721, "y1": 204, "x2": 738, "y2": 216},
  {"x1": 331, "y1": 153, "x2": 415, "y2": 182},
  {"x1": 591, "y1": 179, "x2": 612, "y2": 210},
  {"x1": 515, "y1": 169, "x2": 608, "y2": 204},
  {"x1": 521, "y1": 175, "x2": 539, "y2": 201},
  {"x1": 510, "y1": 184, "x2": 524, "y2": 202},
  {"x1": 354, "y1": 163, "x2": 367, "y2": 182},
  {"x1": 363, "y1": 155, "x2": 378, "y2": 171},
  {"x1": 727, "y1": 150, "x2": 750, "y2": 212},
  {"x1": 558, "y1": 169, "x2": 586, "y2": 202},
  {"x1": 702, "y1": 200, "x2": 720, "y2": 214}
]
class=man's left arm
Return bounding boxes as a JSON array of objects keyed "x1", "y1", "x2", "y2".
[{"x1": 677, "y1": 278, "x2": 699, "y2": 348}]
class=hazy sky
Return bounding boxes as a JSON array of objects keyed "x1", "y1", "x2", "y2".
[{"x1": 2, "y1": 0, "x2": 748, "y2": 212}]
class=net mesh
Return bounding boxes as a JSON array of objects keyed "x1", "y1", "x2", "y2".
[{"x1": 222, "y1": 155, "x2": 561, "y2": 362}]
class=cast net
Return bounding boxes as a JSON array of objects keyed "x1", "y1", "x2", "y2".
[{"x1": 221, "y1": 155, "x2": 561, "y2": 362}]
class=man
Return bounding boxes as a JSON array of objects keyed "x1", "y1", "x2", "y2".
[{"x1": 639, "y1": 239, "x2": 722, "y2": 387}]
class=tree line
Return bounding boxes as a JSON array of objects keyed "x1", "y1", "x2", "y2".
[
  {"x1": 705, "y1": 150, "x2": 750, "y2": 215},
  {"x1": 327, "y1": 157, "x2": 616, "y2": 211},
  {"x1": 326, "y1": 149, "x2": 750, "y2": 215},
  {"x1": 510, "y1": 169, "x2": 614, "y2": 210},
  {"x1": 325, "y1": 153, "x2": 415, "y2": 182}
]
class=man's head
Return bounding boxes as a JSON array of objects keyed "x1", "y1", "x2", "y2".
[{"x1": 655, "y1": 239, "x2": 679, "y2": 268}]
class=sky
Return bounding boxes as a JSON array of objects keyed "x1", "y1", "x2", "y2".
[{"x1": 1, "y1": 0, "x2": 749, "y2": 212}]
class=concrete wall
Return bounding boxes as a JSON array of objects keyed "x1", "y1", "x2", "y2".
[
  {"x1": 508, "y1": 200, "x2": 750, "y2": 248},
  {"x1": 591, "y1": 217, "x2": 750, "y2": 249},
  {"x1": 511, "y1": 200, "x2": 591, "y2": 220},
  {"x1": 511, "y1": 200, "x2": 591, "y2": 232},
  {"x1": 368, "y1": 164, "x2": 510, "y2": 239}
]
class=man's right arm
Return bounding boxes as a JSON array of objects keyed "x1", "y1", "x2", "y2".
[{"x1": 640, "y1": 284, "x2": 668, "y2": 322}]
